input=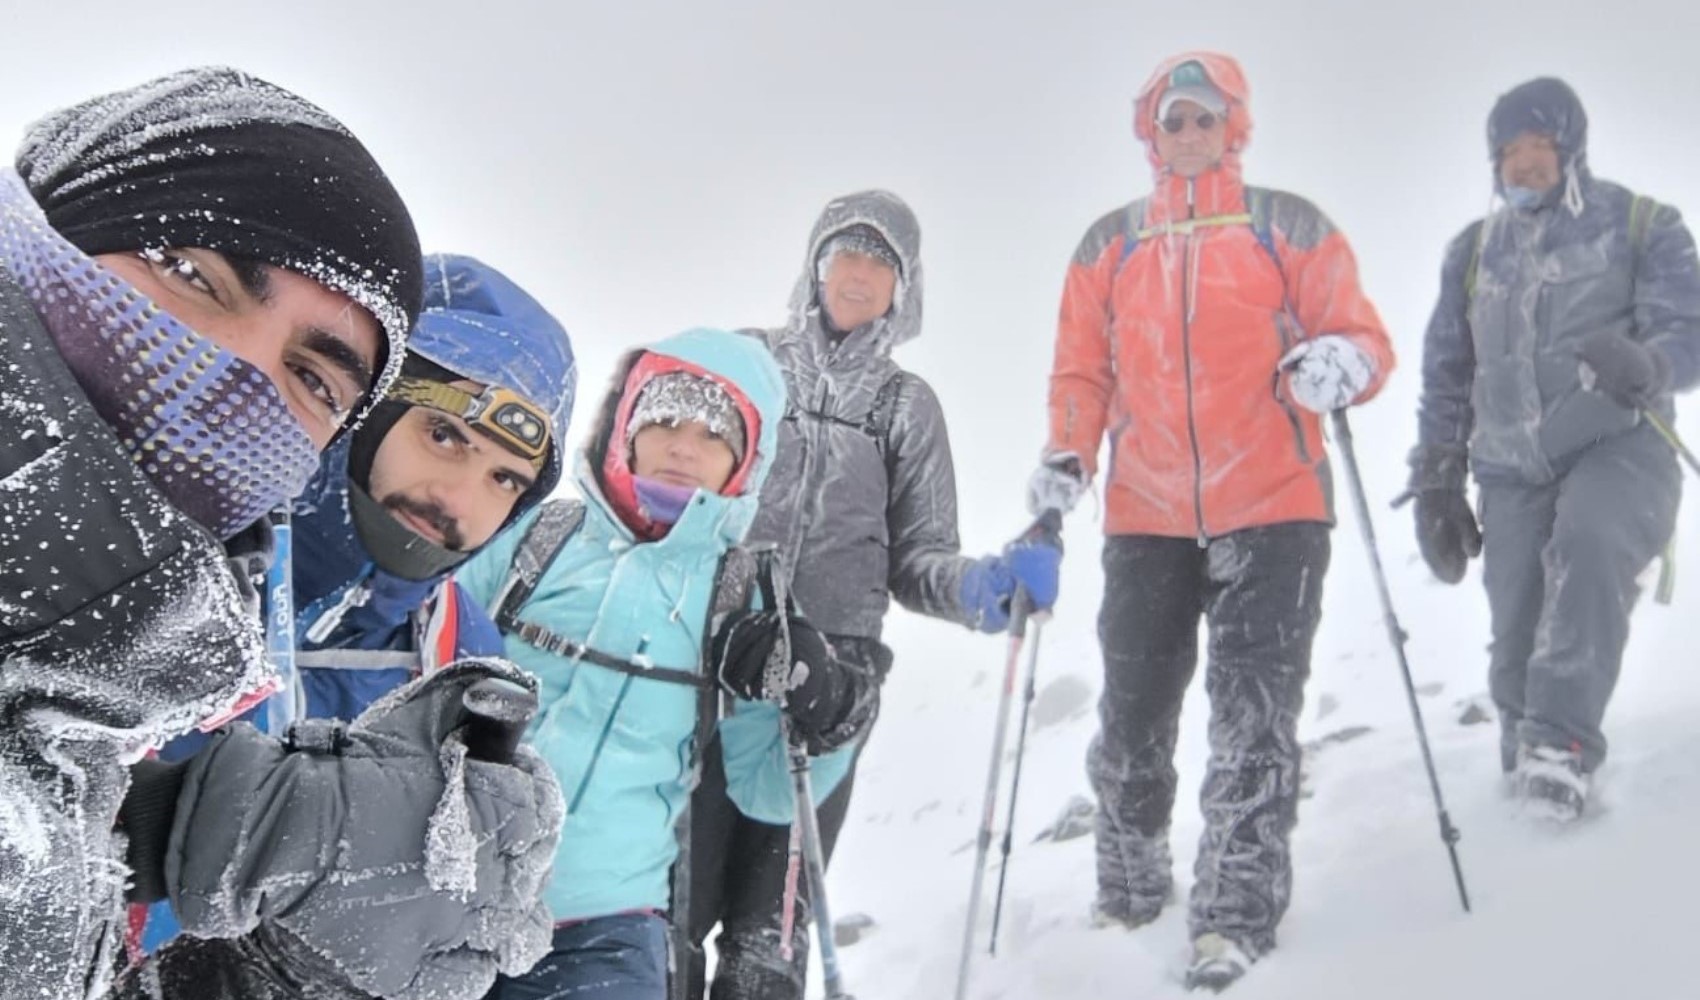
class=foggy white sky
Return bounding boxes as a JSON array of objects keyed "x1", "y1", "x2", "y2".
[{"x1": 5, "y1": 0, "x2": 1698, "y2": 560}]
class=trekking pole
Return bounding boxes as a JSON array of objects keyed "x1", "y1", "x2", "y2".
[
  {"x1": 956, "y1": 510, "x2": 1062, "y2": 999},
  {"x1": 1642, "y1": 408, "x2": 1700, "y2": 477},
  {"x1": 988, "y1": 511, "x2": 1064, "y2": 955},
  {"x1": 952, "y1": 591, "x2": 1031, "y2": 1000},
  {"x1": 758, "y1": 552, "x2": 855, "y2": 999},
  {"x1": 1331, "y1": 409, "x2": 1471, "y2": 913},
  {"x1": 784, "y1": 724, "x2": 854, "y2": 999}
]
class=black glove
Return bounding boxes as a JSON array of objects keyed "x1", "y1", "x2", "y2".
[
  {"x1": 1576, "y1": 330, "x2": 1672, "y2": 410},
  {"x1": 715, "y1": 610, "x2": 857, "y2": 750},
  {"x1": 1415, "y1": 490, "x2": 1482, "y2": 584},
  {"x1": 1398, "y1": 445, "x2": 1481, "y2": 585}
]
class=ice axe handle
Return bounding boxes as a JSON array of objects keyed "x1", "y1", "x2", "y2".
[{"x1": 461, "y1": 677, "x2": 539, "y2": 764}]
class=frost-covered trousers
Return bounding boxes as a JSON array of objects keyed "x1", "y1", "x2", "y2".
[
  {"x1": 1088, "y1": 524, "x2": 1328, "y2": 958},
  {"x1": 682, "y1": 736, "x2": 858, "y2": 1000},
  {"x1": 482, "y1": 913, "x2": 670, "y2": 1000},
  {"x1": 1479, "y1": 424, "x2": 1679, "y2": 773}
]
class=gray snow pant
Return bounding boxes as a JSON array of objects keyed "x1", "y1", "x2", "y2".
[
  {"x1": 1479, "y1": 424, "x2": 1679, "y2": 773},
  {"x1": 1087, "y1": 524, "x2": 1328, "y2": 958}
]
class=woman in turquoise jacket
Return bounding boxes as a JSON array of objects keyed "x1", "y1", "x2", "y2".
[{"x1": 456, "y1": 327, "x2": 865, "y2": 1000}]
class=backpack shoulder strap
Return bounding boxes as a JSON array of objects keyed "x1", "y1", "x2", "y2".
[
  {"x1": 866, "y1": 369, "x2": 908, "y2": 463},
  {"x1": 1244, "y1": 187, "x2": 1283, "y2": 277},
  {"x1": 1244, "y1": 187, "x2": 1295, "y2": 315},
  {"x1": 1629, "y1": 193, "x2": 1655, "y2": 262},
  {"x1": 1116, "y1": 197, "x2": 1151, "y2": 269},
  {"x1": 490, "y1": 498, "x2": 586, "y2": 629},
  {"x1": 1463, "y1": 218, "x2": 1490, "y2": 305}
]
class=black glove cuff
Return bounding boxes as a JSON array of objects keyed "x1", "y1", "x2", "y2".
[
  {"x1": 120, "y1": 755, "x2": 190, "y2": 904},
  {"x1": 1404, "y1": 444, "x2": 1470, "y2": 496}
]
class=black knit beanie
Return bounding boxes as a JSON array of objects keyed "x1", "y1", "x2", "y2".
[{"x1": 14, "y1": 66, "x2": 423, "y2": 410}]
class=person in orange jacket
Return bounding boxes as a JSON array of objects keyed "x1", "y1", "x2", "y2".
[{"x1": 1026, "y1": 52, "x2": 1395, "y2": 992}]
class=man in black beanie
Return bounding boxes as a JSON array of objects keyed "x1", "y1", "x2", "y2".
[{"x1": 0, "y1": 68, "x2": 562, "y2": 1000}]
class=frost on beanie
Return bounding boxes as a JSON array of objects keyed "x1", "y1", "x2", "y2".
[
  {"x1": 814, "y1": 223, "x2": 902, "y2": 282},
  {"x1": 15, "y1": 65, "x2": 423, "y2": 406},
  {"x1": 624, "y1": 370, "x2": 748, "y2": 464}
]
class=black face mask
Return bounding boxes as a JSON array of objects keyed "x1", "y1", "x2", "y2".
[{"x1": 347, "y1": 482, "x2": 467, "y2": 582}]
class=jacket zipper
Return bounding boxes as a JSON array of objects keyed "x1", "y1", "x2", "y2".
[{"x1": 1180, "y1": 180, "x2": 1208, "y2": 546}]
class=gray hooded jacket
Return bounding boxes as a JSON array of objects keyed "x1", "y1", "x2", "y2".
[{"x1": 745, "y1": 190, "x2": 973, "y2": 640}]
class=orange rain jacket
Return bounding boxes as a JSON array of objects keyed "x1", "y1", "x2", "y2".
[{"x1": 1045, "y1": 52, "x2": 1395, "y2": 541}]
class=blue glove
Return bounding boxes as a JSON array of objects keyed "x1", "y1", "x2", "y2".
[
  {"x1": 960, "y1": 540, "x2": 1062, "y2": 634},
  {"x1": 1007, "y1": 539, "x2": 1061, "y2": 609},
  {"x1": 961, "y1": 555, "x2": 1016, "y2": 633}
]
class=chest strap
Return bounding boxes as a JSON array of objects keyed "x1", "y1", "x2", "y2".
[{"x1": 504, "y1": 616, "x2": 714, "y2": 689}]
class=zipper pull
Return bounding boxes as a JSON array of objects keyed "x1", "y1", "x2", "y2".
[{"x1": 305, "y1": 579, "x2": 371, "y2": 644}]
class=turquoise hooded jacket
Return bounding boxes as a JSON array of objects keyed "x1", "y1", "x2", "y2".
[{"x1": 455, "y1": 327, "x2": 854, "y2": 920}]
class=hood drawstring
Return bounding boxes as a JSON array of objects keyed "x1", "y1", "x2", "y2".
[{"x1": 1562, "y1": 159, "x2": 1586, "y2": 217}]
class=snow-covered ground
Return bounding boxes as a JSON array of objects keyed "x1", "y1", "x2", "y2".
[
  {"x1": 829, "y1": 453, "x2": 1700, "y2": 999},
  {"x1": 6, "y1": 3, "x2": 1699, "y2": 997}
]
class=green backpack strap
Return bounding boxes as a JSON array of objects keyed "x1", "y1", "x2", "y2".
[{"x1": 1466, "y1": 194, "x2": 1653, "y2": 303}]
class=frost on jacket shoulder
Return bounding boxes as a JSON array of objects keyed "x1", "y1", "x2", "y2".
[
  {"x1": 0, "y1": 269, "x2": 269, "y2": 1000},
  {"x1": 1417, "y1": 177, "x2": 1700, "y2": 484}
]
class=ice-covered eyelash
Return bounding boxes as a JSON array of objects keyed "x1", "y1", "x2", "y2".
[{"x1": 138, "y1": 247, "x2": 202, "y2": 282}]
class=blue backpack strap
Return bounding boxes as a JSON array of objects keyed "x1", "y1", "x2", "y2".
[
  {"x1": 1244, "y1": 187, "x2": 1286, "y2": 291},
  {"x1": 1117, "y1": 197, "x2": 1149, "y2": 270}
]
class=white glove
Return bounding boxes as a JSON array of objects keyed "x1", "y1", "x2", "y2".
[
  {"x1": 1026, "y1": 451, "x2": 1088, "y2": 516},
  {"x1": 1279, "y1": 335, "x2": 1376, "y2": 413}
]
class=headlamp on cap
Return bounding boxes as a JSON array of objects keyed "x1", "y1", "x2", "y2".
[{"x1": 388, "y1": 377, "x2": 551, "y2": 466}]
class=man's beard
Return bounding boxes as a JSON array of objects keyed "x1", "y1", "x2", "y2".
[{"x1": 382, "y1": 493, "x2": 466, "y2": 551}]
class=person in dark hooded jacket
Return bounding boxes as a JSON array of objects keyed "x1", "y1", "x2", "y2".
[
  {"x1": 683, "y1": 190, "x2": 1060, "y2": 1000},
  {"x1": 0, "y1": 68, "x2": 561, "y2": 1000},
  {"x1": 1404, "y1": 77, "x2": 1700, "y2": 822}
]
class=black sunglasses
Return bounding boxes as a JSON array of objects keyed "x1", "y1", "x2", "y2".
[{"x1": 1158, "y1": 111, "x2": 1221, "y2": 134}]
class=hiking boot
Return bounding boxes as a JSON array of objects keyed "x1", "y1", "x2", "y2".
[
  {"x1": 1185, "y1": 932, "x2": 1251, "y2": 992},
  {"x1": 1088, "y1": 890, "x2": 1166, "y2": 931},
  {"x1": 1516, "y1": 743, "x2": 1588, "y2": 823}
]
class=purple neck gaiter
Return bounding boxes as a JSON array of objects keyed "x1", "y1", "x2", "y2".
[
  {"x1": 0, "y1": 169, "x2": 317, "y2": 539},
  {"x1": 633, "y1": 476, "x2": 698, "y2": 527}
]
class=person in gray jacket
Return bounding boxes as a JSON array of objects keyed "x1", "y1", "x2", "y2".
[
  {"x1": 1404, "y1": 76, "x2": 1700, "y2": 821},
  {"x1": 0, "y1": 67, "x2": 561, "y2": 1000},
  {"x1": 684, "y1": 189, "x2": 1060, "y2": 999}
]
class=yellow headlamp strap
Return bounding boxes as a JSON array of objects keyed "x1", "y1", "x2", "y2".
[{"x1": 388, "y1": 377, "x2": 551, "y2": 466}]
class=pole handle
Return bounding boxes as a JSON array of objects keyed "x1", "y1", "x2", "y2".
[{"x1": 461, "y1": 677, "x2": 538, "y2": 764}]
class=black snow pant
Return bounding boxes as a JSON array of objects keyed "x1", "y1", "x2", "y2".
[
  {"x1": 1479, "y1": 424, "x2": 1679, "y2": 773},
  {"x1": 1087, "y1": 523, "x2": 1329, "y2": 959},
  {"x1": 682, "y1": 734, "x2": 857, "y2": 1000}
]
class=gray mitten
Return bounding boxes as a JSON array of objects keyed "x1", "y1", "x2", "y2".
[{"x1": 164, "y1": 658, "x2": 564, "y2": 1000}]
